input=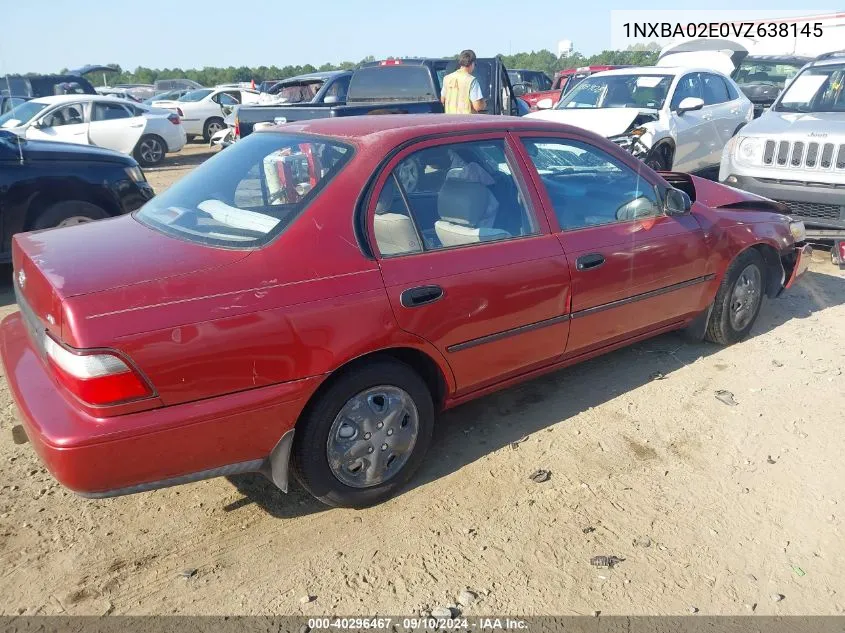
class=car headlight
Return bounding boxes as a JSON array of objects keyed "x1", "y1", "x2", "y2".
[
  {"x1": 789, "y1": 220, "x2": 806, "y2": 242},
  {"x1": 124, "y1": 165, "x2": 146, "y2": 183},
  {"x1": 736, "y1": 137, "x2": 763, "y2": 165}
]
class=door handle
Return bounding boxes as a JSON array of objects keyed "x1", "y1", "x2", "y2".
[
  {"x1": 400, "y1": 285, "x2": 444, "y2": 308},
  {"x1": 576, "y1": 253, "x2": 605, "y2": 271}
]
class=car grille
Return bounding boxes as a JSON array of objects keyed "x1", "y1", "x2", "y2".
[
  {"x1": 775, "y1": 200, "x2": 843, "y2": 221},
  {"x1": 763, "y1": 140, "x2": 845, "y2": 171}
]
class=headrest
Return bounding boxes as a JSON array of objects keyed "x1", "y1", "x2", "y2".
[{"x1": 437, "y1": 179, "x2": 489, "y2": 227}]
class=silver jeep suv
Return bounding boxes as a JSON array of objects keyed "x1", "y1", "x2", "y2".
[{"x1": 719, "y1": 51, "x2": 845, "y2": 247}]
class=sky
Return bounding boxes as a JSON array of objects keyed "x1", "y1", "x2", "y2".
[{"x1": 1, "y1": 0, "x2": 839, "y2": 74}]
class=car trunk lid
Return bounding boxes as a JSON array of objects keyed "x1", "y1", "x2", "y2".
[{"x1": 12, "y1": 215, "x2": 250, "y2": 340}]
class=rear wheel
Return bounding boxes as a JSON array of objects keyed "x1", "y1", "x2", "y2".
[
  {"x1": 133, "y1": 135, "x2": 166, "y2": 166},
  {"x1": 291, "y1": 359, "x2": 434, "y2": 508},
  {"x1": 705, "y1": 249, "x2": 766, "y2": 345},
  {"x1": 32, "y1": 200, "x2": 109, "y2": 230}
]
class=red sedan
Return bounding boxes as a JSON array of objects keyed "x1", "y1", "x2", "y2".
[{"x1": 1, "y1": 115, "x2": 810, "y2": 508}]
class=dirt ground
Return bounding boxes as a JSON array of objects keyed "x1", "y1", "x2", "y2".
[{"x1": 0, "y1": 141, "x2": 843, "y2": 617}]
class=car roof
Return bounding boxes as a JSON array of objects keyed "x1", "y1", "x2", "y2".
[
  {"x1": 261, "y1": 114, "x2": 588, "y2": 147},
  {"x1": 743, "y1": 55, "x2": 812, "y2": 63},
  {"x1": 591, "y1": 66, "x2": 728, "y2": 78},
  {"x1": 29, "y1": 94, "x2": 123, "y2": 105},
  {"x1": 278, "y1": 70, "x2": 350, "y2": 83}
]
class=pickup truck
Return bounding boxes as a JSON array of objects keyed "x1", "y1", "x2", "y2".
[{"x1": 235, "y1": 57, "x2": 525, "y2": 139}]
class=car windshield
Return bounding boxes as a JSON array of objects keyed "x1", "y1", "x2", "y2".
[
  {"x1": 178, "y1": 89, "x2": 213, "y2": 102},
  {"x1": 556, "y1": 74, "x2": 672, "y2": 109},
  {"x1": 731, "y1": 60, "x2": 805, "y2": 88},
  {"x1": 0, "y1": 101, "x2": 48, "y2": 128},
  {"x1": 136, "y1": 132, "x2": 354, "y2": 248},
  {"x1": 775, "y1": 64, "x2": 845, "y2": 113}
]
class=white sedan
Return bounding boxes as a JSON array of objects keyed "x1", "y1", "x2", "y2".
[
  {"x1": 151, "y1": 87, "x2": 260, "y2": 142},
  {"x1": 526, "y1": 66, "x2": 753, "y2": 174},
  {"x1": 0, "y1": 95, "x2": 186, "y2": 166}
]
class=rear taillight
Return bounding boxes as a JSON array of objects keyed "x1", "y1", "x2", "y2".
[
  {"x1": 167, "y1": 113, "x2": 181, "y2": 125},
  {"x1": 43, "y1": 334, "x2": 153, "y2": 406},
  {"x1": 177, "y1": 107, "x2": 184, "y2": 117},
  {"x1": 234, "y1": 114, "x2": 240, "y2": 139},
  {"x1": 839, "y1": 241, "x2": 845, "y2": 261}
]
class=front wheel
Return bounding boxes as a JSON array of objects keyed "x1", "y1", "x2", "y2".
[
  {"x1": 645, "y1": 145, "x2": 671, "y2": 171},
  {"x1": 32, "y1": 200, "x2": 109, "y2": 230},
  {"x1": 291, "y1": 359, "x2": 434, "y2": 508},
  {"x1": 705, "y1": 249, "x2": 766, "y2": 345}
]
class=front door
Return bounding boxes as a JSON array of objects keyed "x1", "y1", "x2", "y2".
[
  {"x1": 370, "y1": 134, "x2": 571, "y2": 395},
  {"x1": 514, "y1": 134, "x2": 709, "y2": 358},
  {"x1": 25, "y1": 102, "x2": 89, "y2": 146},
  {"x1": 669, "y1": 72, "x2": 716, "y2": 173}
]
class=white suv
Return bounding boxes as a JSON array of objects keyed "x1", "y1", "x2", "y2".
[
  {"x1": 719, "y1": 51, "x2": 845, "y2": 252},
  {"x1": 526, "y1": 66, "x2": 753, "y2": 174}
]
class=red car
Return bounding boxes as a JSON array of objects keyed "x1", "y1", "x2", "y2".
[
  {"x1": 1, "y1": 115, "x2": 811, "y2": 508},
  {"x1": 522, "y1": 66, "x2": 632, "y2": 111}
]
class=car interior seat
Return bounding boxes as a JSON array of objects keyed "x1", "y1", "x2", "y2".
[
  {"x1": 66, "y1": 107, "x2": 83, "y2": 125},
  {"x1": 435, "y1": 178, "x2": 510, "y2": 247},
  {"x1": 373, "y1": 177, "x2": 421, "y2": 255}
]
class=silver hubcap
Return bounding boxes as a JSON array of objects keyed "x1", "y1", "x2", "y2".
[
  {"x1": 57, "y1": 215, "x2": 93, "y2": 228},
  {"x1": 207, "y1": 121, "x2": 224, "y2": 136},
  {"x1": 729, "y1": 264, "x2": 762, "y2": 331},
  {"x1": 396, "y1": 159, "x2": 419, "y2": 193},
  {"x1": 326, "y1": 386, "x2": 419, "y2": 488},
  {"x1": 139, "y1": 138, "x2": 164, "y2": 164}
]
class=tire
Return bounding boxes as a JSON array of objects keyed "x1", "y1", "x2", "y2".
[
  {"x1": 291, "y1": 359, "x2": 434, "y2": 508},
  {"x1": 645, "y1": 144, "x2": 671, "y2": 171},
  {"x1": 705, "y1": 249, "x2": 766, "y2": 345},
  {"x1": 133, "y1": 135, "x2": 167, "y2": 167},
  {"x1": 185, "y1": 134, "x2": 196, "y2": 143},
  {"x1": 203, "y1": 117, "x2": 225, "y2": 143},
  {"x1": 32, "y1": 200, "x2": 109, "y2": 231}
]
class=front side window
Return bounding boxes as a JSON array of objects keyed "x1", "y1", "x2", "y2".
[
  {"x1": 671, "y1": 73, "x2": 702, "y2": 109},
  {"x1": 373, "y1": 139, "x2": 538, "y2": 255},
  {"x1": 557, "y1": 74, "x2": 672, "y2": 110},
  {"x1": 136, "y1": 133, "x2": 353, "y2": 248},
  {"x1": 522, "y1": 138, "x2": 662, "y2": 230},
  {"x1": 776, "y1": 64, "x2": 845, "y2": 113},
  {"x1": 43, "y1": 104, "x2": 86, "y2": 127}
]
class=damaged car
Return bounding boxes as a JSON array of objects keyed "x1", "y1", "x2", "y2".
[
  {"x1": 719, "y1": 50, "x2": 845, "y2": 258},
  {"x1": 526, "y1": 66, "x2": 753, "y2": 173},
  {"x1": 0, "y1": 115, "x2": 809, "y2": 508}
]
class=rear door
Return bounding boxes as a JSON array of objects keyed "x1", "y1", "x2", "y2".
[
  {"x1": 513, "y1": 133, "x2": 710, "y2": 357},
  {"x1": 370, "y1": 133, "x2": 571, "y2": 395},
  {"x1": 25, "y1": 102, "x2": 90, "y2": 146},
  {"x1": 88, "y1": 100, "x2": 145, "y2": 154}
]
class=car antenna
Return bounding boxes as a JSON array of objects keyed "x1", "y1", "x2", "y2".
[{"x1": 0, "y1": 59, "x2": 25, "y2": 164}]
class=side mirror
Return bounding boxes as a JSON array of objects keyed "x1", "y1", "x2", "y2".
[
  {"x1": 31, "y1": 119, "x2": 45, "y2": 129},
  {"x1": 664, "y1": 188, "x2": 692, "y2": 216},
  {"x1": 676, "y1": 97, "x2": 705, "y2": 114},
  {"x1": 323, "y1": 95, "x2": 339, "y2": 104},
  {"x1": 512, "y1": 83, "x2": 528, "y2": 97},
  {"x1": 536, "y1": 98, "x2": 554, "y2": 110}
]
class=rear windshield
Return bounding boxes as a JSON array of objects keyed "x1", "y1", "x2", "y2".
[
  {"x1": 347, "y1": 66, "x2": 436, "y2": 102},
  {"x1": 136, "y1": 132, "x2": 353, "y2": 248},
  {"x1": 178, "y1": 89, "x2": 213, "y2": 102}
]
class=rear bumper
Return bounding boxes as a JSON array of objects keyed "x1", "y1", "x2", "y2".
[
  {"x1": 723, "y1": 174, "x2": 845, "y2": 237},
  {"x1": 0, "y1": 312, "x2": 320, "y2": 497}
]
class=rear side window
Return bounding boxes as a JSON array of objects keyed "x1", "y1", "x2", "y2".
[
  {"x1": 723, "y1": 77, "x2": 739, "y2": 100},
  {"x1": 348, "y1": 66, "x2": 436, "y2": 102},
  {"x1": 136, "y1": 133, "x2": 353, "y2": 248},
  {"x1": 701, "y1": 73, "x2": 729, "y2": 105}
]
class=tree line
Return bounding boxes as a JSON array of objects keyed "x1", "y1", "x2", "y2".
[{"x1": 49, "y1": 48, "x2": 660, "y2": 87}]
